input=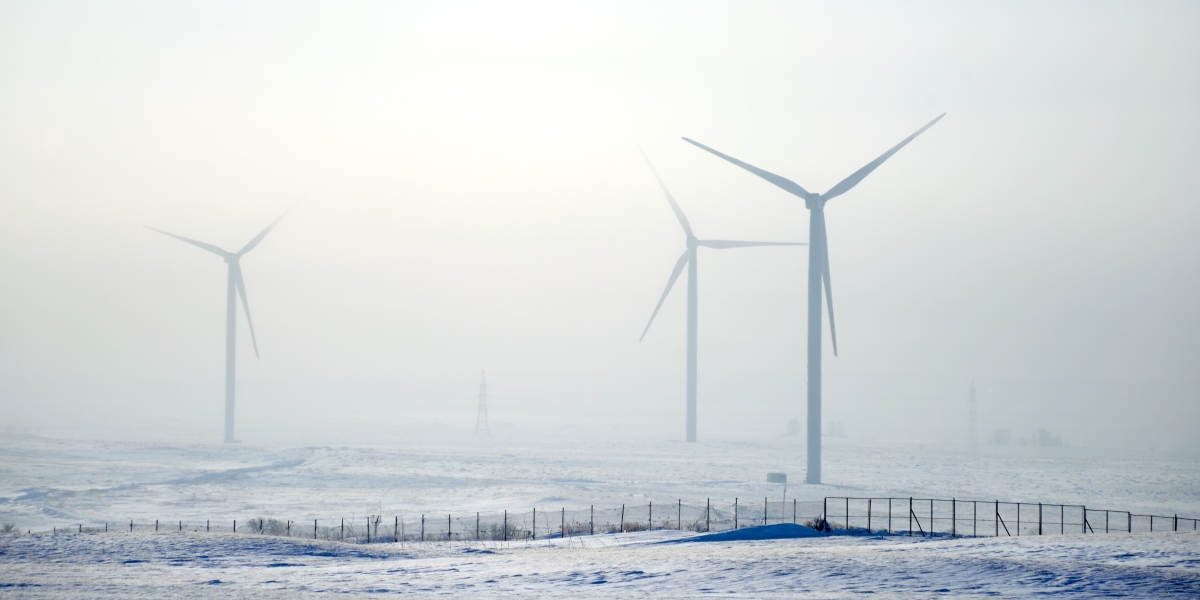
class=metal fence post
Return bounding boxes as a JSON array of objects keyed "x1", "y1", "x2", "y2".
[
  {"x1": 504, "y1": 510, "x2": 507, "y2": 542},
  {"x1": 1060, "y1": 505, "x2": 1064, "y2": 534},
  {"x1": 951, "y1": 499, "x2": 955, "y2": 537},
  {"x1": 995, "y1": 502, "x2": 999, "y2": 537},
  {"x1": 888, "y1": 498, "x2": 892, "y2": 534},
  {"x1": 1038, "y1": 503, "x2": 1041, "y2": 535},
  {"x1": 734, "y1": 498, "x2": 738, "y2": 530},
  {"x1": 706, "y1": 499, "x2": 710, "y2": 532},
  {"x1": 533, "y1": 508, "x2": 536, "y2": 540},
  {"x1": 973, "y1": 501, "x2": 977, "y2": 537},
  {"x1": 929, "y1": 500, "x2": 933, "y2": 536},
  {"x1": 908, "y1": 497, "x2": 913, "y2": 536},
  {"x1": 867, "y1": 498, "x2": 872, "y2": 534},
  {"x1": 846, "y1": 498, "x2": 850, "y2": 531}
]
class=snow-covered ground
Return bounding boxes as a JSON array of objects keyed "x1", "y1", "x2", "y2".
[
  {"x1": 1, "y1": 528, "x2": 1198, "y2": 597},
  {"x1": 2, "y1": 433, "x2": 1198, "y2": 596},
  {"x1": 1, "y1": 433, "x2": 1197, "y2": 532}
]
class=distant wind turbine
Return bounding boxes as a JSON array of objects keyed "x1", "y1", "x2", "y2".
[
  {"x1": 683, "y1": 113, "x2": 944, "y2": 482},
  {"x1": 146, "y1": 211, "x2": 289, "y2": 443},
  {"x1": 639, "y1": 150, "x2": 806, "y2": 443}
]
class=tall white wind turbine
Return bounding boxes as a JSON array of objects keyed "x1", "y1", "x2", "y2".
[
  {"x1": 146, "y1": 211, "x2": 289, "y2": 443},
  {"x1": 639, "y1": 151, "x2": 805, "y2": 442},
  {"x1": 683, "y1": 114, "x2": 944, "y2": 482}
]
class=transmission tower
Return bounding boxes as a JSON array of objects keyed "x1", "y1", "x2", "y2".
[
  {"x1": 475, "y1": 370, "x2": 489, "y2": 435},
  {"x1": 968, "y1": 379, "x2": 978, "y2": 452}
]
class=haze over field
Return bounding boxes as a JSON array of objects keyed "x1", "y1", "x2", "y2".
[{"x1": 1, "y1": 1, "x2": 1197, "y2": 452}]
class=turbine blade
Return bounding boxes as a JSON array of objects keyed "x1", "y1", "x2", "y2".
[
  {"x1": 821, "y1": 113, "x2": 945, "y2": 202},
  {"x1": 232, "y1": 263, "x2": 259, "y2": 359},
  {"x1": 681, "y1": 138, "x2": 809, "y2": 199},
  {"x1": 237, "y1": 208, "x2": 291, "y2": 256},
  {"x1": 639, "y1": 251, "x2": 690, "y2": 342},
  {"x1": 815, "y1": 214, "x2": 837, "y2": 356},
  {"x1": 639, "y1": 147, "x2": 693, "y2": 237},
  {"x1": 697, "y1": 240, "x2": 806, "y2": 249},
  {"x1": 144, "y1": 226, "x2": 229, "y2": 257}
]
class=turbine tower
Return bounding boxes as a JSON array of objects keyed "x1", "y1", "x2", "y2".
[
  {"x1": 639, "y1": 150, "x2": 805, "y2": 442},
  {"x1": 147, "y1": 211, "x2": 289, "y2": 444},
  {"x1": 968, "y1": 379, "x2": 978, "y2": 452},
  {"x1": 683, "y1": 114, "x2": 943, "y2": 481},
  {"x1": 475, "y1": 370, "x2": 490, "y2": 436}
]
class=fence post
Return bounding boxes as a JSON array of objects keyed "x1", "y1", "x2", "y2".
[
  {"x1": 1174, "y1": 514, "x2": 1178, "y2": 532},
  {"x1": 155, "y1": 519, "x2": 158, "y2": 532},
  {"x1": 314, "y1": 519, "x2": 317, "y2": 539},
  {"x1": 620, "y1": 504, "x2": 625, "y2": 533},
  {"x1": 995, "y1": 502, "x2": 998, "y2": 537},
  {"x1": 1060, "y1": 505, "x2": 1064, "y2": 534},
  {"x1": 179, "y1": 521, "x2": 182, "y2": 532},
  {"x1": 909, "y1": 497, "x2": 913, "y2": 536},
  {"x1": 868, "y1": 498, "x2": 872, "y2": 534},
  {"x1": 846, "y1": 498, "x2": 850, "y2": 531},
  {"x1": 648, "y1": 502, "x2": 651, "y2": 531},
  {"x1": 532, "y1": 508, "x2": 536, "y2": 540},
  {"x1": 340, "y1": 518, "x2": 343, "y2": 540},
  {"x1": 734, "y1": 498, "x2": 738, "y2": 530},
  {"x1": 130, "y1": 520, "x2": 133, "y2": 532},
  {"x1": 562, "y1": 507, "x2": 565, "y2": 539},
  {"x1": 286, "y1": 520, "x2": 289, "y2": 536},
  {"x1": 477, "y1": 513, "x2": 480, "y2": 540},
  {"x1": 448, "y1": 514, "x2": 452, "y2": 541},
  {"x1": 1038, "y1": 503, "x2": 1042, "y2": 535},
  {"x1": 678, "y1": 499, "x2": 681, "y2": 530},
  {"x1": 929, "y1": 500, "x2": 933, "y2": 537},
  {"x1": 367, "y1": 517, "x2": 371, "y2": 543},
  {"x1": 973, "y1": 501, "x2": 977, "y2": 537},
  {"x1": 234, "y1": 520, "x2": 237, "y2": 533},
  {"x1": 794, "y1": 499, "x2": 797, "y2": 525},
  {"x1": 421, "y1": 515, "x2": 425, "y2": 542},
  {"x1": 764, "y1": 498, "x2": 767, "y2": 526},
  {"x1": 590, "y1": 506, "x2": 594, "y2": 536},
  {"x1": 1082, "y1": 507, "x2": 1086, "y2": 534},
  {"x1": 706, "y1": 499, "x2": 710, "y2": 532},
  {"x1": 395, "y1": 517, "x2": 398, "y2": 542},
  {"x1": 888, "y1": 499, "x2": 892, "y2": 534},
  {"x1": 503, "y1": 510, "x2": 507, "y2": 542},
  {"x1": 951, "y1": 499, "x2": 955, "y2": 537},
  {"x1": 207, "y1": 519, "x2": 210, "y2": 533}
]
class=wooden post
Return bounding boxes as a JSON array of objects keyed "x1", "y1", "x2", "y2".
[
  {"x1": 503, "y1": 510, "x2": 507, "y2": 542},
  {"x1": 448, "y1": 514, "x2": 451, "y2": 541},
  {"x1": 620, "y1": 504, "x2": 625, "y2": 533},
  {"x1": 421, "y1": 515, "x2": 425, "y2": 542},
  {"x1": 394, "y1": 516, "x2": 398, "y2": 542},
  {"x1": 367, "y1": 517, "x2": 371, "y2": 543},
  {"x1": 314, "y1": 519, "x2": 317, "y2": 539},
  {"x1": 590, "y1": 506, "x2": 593, "y2": 536},
  {"x1": 648, "y1": 502, "x2": 652, "y2": 530},
  {"x1": 533, "y1": 507, "x2": 536, "y2": 540},
  {"x1": 476, "y1": 513, "x2": 480, "y2": 540},
  {"x1": 793, "y1": 499, "x2": 797, "y2": 525}
]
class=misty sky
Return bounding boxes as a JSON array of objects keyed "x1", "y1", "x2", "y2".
[{"x1": 1, "y1": 1, "x2": 1197, "y2": 449}]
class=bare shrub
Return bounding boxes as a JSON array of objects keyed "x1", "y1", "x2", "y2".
[{"x1": 1, "y1": 523, "x2": 16, "y2": 534}]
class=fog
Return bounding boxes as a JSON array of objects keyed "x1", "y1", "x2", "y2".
[{"x1": 1, "y1": 1, "x2": 1197, "y2": 451}]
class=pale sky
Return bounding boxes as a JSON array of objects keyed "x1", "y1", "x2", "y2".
[{"x1": 1, "y1": 1, "x2": 1197, "y2": 449}]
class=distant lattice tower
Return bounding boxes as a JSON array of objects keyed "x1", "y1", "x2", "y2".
[
  {"x1": 475, "y1": 370, "x2": 490, "y2": 435},
  {"x1": 968, "y1": 379, "x2": 979, "y2": 452}
]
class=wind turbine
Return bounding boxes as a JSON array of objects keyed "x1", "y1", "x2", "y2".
[
  {"x1": 683, "y1": 114, "x2": 944, "y2": 482},
  {"x1": 146, "y1": 211, "x2": 289, "y2": 443},
  {"x1": 639, "y1": 150, "x2": 805, "y2": 442}
]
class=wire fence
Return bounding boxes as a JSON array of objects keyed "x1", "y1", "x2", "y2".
[
  {"x1": 820, "y1": 496, "x2": 1200, "y2": 537},
  {"x1": 32, "y1": 496, "x2": 1199, "y2": 542}
]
